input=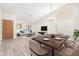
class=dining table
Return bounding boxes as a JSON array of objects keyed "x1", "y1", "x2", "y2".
[{"x1": 31, "y1": 35, "x2": 69, "y2": 56}]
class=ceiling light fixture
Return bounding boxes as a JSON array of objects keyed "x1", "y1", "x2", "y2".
[
  {"x1": 49, "y1": 3, "x2": 56, "y2": 21},
  {"x1": 51, "y1": 3, "x2": 53, "y2": 18}
]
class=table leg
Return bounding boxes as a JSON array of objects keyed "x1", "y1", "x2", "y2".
[{"x1": 48, "y1": 48, "x2": 54, "y2": 56}]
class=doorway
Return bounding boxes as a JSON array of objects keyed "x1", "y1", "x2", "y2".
[{"x1": 2, "y1": 19, "x2": 13, "y2": 39}]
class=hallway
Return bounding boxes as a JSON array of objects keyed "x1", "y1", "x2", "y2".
[{"x1": 0, "y1": 36, "x2": 31, "y2": 56}]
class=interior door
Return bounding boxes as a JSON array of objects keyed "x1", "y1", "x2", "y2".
[{"x1": 3, "y1": 19, "x2": 13, "y2": 39}]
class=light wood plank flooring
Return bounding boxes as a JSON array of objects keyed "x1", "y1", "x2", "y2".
[{"x1": 0, "y1": 36, "x2": 31, "y2": 56}]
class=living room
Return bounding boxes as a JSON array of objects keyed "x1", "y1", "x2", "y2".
[{"x1": 0, "y1": 3, "x2": 79, "y2": 56}]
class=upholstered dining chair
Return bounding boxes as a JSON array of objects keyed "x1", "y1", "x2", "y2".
[
  {"x1": 55, "y1": 40, "x2": 79, "y2": 56},
  {"x1": 29, "y1": 39, "x2": 48, "y2": 56}
]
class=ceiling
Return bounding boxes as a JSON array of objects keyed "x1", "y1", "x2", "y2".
[{"x1": 1, "y1": 3, "x2": 66, "y2": 23}]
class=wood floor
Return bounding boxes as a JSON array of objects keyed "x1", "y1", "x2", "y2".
[{"x1": 0, "y1": 36, "x2": 31, "y2": 56}]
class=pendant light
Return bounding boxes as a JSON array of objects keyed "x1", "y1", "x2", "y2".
[{"x1": 49, "y1": 3, "x2": 56, "y2": 21}]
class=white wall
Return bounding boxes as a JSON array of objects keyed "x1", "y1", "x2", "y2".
[
  {"x1": 0, "y1": 4, "x2": 2, "y2": 44},
  {"x1": 33, "y1": 18, "x2": 56, "y2": 34},
  {"x1": 34, "y1": 17, "x2": 74, "y2": 35},
  {"x1": 2, "y1": 13, "x2": 17, "y2": 39},
  {"x1": 33, "y1": 4, "x2": 77, "y2": 40},
  {"x1": 72, "y1": 4, "x2": 79, "y2": 30}
]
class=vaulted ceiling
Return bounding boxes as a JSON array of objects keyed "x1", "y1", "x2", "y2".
[{"x1": 1, "y1": 3, "x2": 66, "y2": 23}]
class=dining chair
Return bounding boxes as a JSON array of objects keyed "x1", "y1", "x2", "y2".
[
  {"x1": 29, "y1": 39, "x2": 48, "y2": 56},
  {"x1": 55, "y1": 40, "x2": 79, "y2": 56}
]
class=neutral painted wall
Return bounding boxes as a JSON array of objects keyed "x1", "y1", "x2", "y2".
[
  {"x1": 72, "y1": 4, "x2": 79, "y2": 30},
  {"x1": 34, "y1": 5, "x2": 74, "y2": 33},
  {"x1": 0, "y1": 4, "x2": 2, "y2": 44},
  {"x1": 33, "y1": 4, "x2": 78, "y2": 40},
  {"x1": 54, "y1": 5, "x2": 75, "y2": 35},
  {"x1": 33, "y1": 18, "x2": 56, "y2": 34}
]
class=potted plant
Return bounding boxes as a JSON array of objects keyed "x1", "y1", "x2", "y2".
[{"x1": 73, "y1": 29, "x2": 79, "y2": 40}]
